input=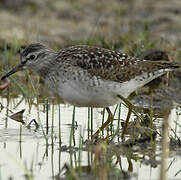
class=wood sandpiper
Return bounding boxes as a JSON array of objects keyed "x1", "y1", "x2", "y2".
[{"x1": 1, "y1": 43, "x2": 180, "y2": 139}]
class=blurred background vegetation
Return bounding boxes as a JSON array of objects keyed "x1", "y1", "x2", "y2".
[
  {"x1": 0, "y1": 0, "x2": 181, "y2": 98},
  {"x1": 0, "y1": 0, "x2": 181, "y2": 52}
]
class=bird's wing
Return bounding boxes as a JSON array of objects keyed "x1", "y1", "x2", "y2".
[{"x1": 58, "y1": 45, "x2": 179, "y2": 83}]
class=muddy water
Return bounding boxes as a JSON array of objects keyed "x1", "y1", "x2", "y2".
[{"x1": 0, "y1": 96, "x2": 181, "y2": 180}]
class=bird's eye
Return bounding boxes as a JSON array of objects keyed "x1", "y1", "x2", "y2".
[{"x1": 29, "y1": 54, "x2": 36, "y2": 60}]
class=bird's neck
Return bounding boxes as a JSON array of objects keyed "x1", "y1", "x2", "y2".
[{"x1": 34, "y1": 52, "x2": 57, "y2": 78}]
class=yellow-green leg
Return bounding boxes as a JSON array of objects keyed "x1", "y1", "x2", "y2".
[
  {"x1": 117, "y1": 95, "x2": 134, "y2": 140},
  {"x1": 92, "y1": 107, "x2": 114, "y2": 139},
  {"x1": 92, "y1": 95, "x2": 134, "y2": 140}
]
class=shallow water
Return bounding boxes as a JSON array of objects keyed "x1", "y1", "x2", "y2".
[{"x1": 0, "y1": 96, "x2": 181, "y2": 180}]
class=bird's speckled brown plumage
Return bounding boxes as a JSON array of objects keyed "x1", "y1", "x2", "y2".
[{"x1": 56, "y1": 45, "x2": 179, "y2": 83}]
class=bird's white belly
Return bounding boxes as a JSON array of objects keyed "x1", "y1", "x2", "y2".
[
  {"x1": 46, "y1": 69, "x2": 165, "y2": 108},
  {"x1": 56, "y1": 80, "x2": 121, "y2": 107}
]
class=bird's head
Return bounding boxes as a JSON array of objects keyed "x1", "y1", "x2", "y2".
[{"x1": 1, "y1": 43, "x2": 53, "y2": 80}]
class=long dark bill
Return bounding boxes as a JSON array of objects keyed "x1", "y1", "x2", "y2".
[{"x1": 1, "y1": 64, "x2": 24, "y2": 80}]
